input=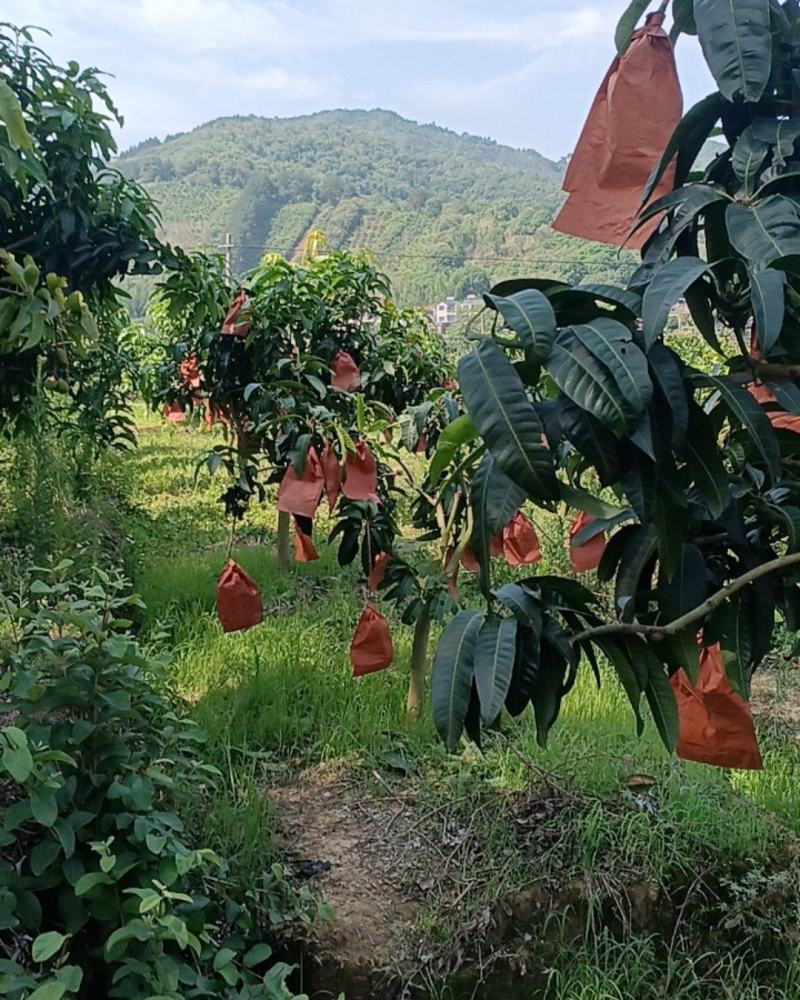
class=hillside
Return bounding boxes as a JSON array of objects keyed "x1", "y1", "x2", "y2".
[{"x1": 117, "y1": 110, "x2": 638, "y2": 306}]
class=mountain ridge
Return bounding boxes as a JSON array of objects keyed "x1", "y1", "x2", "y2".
[{"x1": 117, "y1": 108, "x2": 634, "y2": 305}]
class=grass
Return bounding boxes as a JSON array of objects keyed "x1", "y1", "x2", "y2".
[{"x1": 13, "y1": 411, "x2": 800, "y2": 997}]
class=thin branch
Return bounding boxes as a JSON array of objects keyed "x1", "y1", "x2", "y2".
[{"x1": 570, "y1": 549, "x2": 800, "y2": 646}]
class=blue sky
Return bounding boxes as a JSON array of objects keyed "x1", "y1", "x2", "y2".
[{"x1": 6, "y1": 1, "x2": 714, "y2": 160}]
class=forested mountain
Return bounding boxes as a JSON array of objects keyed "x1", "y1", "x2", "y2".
[{"x1": 117, "y1": 109, "x2": 640, "y2": 306}]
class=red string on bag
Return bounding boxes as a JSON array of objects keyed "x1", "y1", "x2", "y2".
[{"x1": 216, "y1": 559, "x2": 263, "y2": 633}]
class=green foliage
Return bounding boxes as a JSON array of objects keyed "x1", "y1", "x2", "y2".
[
  {"x1": 0, "y1": 564, "x2": 314, "y2": 998},
  {"x1": 430, "y1": 0, "x2": 800, "y2": 754},
  {"x1": 0, "y1": 21, "x2": 171, "y2": 445}
]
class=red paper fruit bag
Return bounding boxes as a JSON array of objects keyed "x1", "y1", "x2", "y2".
[
  {"x1": 342, "y1": 441, "x2": 378, "y2": 502},
  {"x1": 350, "y1": 603, "x2": 393, "y2": 676},
  {"x1": 501, "y1": 511, "x2": 541, "y2": 566},
  {"x1": 216, "y1": 559, "x2": 263, "y2": 633},
  {"x1": 320, "y1": 440, "x2": 342, "y2": 510},
  {"x1": 368, "y1": 551, "x2": 390, "y2": 592},
  {"x1": 569, "y1": 512, "x2": 606, "y2": 573},
  {"x1": 553, "y1": 11, "x2": 683, "y2": 248},
  {"x1": 331, "y1": 351, "x2": 361, "y2": 391},
  {"x1": 670, "y1": 645, "x2": 763, "y2": 770},
  {"x1": 294, "y1": 515, "x2": 319, "y2": 562},
  {"x1": 222, "y1": 290, "x2": 251, "y2": 336},
  {"x1": 278, "y1": 447, "x2": 325, "y2": 518}
]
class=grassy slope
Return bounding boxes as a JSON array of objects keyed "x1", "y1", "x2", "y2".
[{"x1": 108, "y1": 410, "x2": 800, "y2": 997}]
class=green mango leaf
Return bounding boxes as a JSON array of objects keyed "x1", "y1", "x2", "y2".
[
  {"x1": 648, "y1": 343, "x2": 688, "y2": 450},
  {"x1": 531, "y1": 627, "x2": 567, "y2": 748},
  {"x1": 652, "y1": 491, "x2": 688, "y2": 583},
  {"x1": 662, "y1": 542, "x2": 707, "y2": 619},
  {"x1": 685, "y1": 404, "x2": 730, "y2": 518},
  {"x1": 694, "y1": 0, "x2": 771, "y2": 103},
  {"x1": 672, "y1": 0, "x2": 697, "y2": 34},
  {"x1": 749, "y1": 267, "x2": 785, "y2": 354},
  {"x1": 458, "y1": 340, "x2": 559, "y2": 500},
  {"x1": 0, "y1": 78, "x2": 34, "y2": 151},
  {"x1": 470, "y1": 453, "x2": 525, "y2": 599},
  {"x1": 548, "y1": 324, "x2": 647, "y2": 437},
  {"x1": 27, "y1": 983, "x2": 67, "y2": 1000},
  {"x1": 706, "y1": 374, "x2": 782, "y2": 481},
  {"x1": 494, "y1": 582, "x2": 543, "y2": 631},
  {"x1": 641, "y1": 257, "x2": 710, "y2": 349},
  {"x1": 731, "y1": 127, "x2": 770, "y2": 194},
  {"x1": 726, "y1": 197, "x2": 800, "y2": 270},
  {"x1": 595, "y1": 638, "x2": 644, "y2": 736},
  {"x1": 719, "y1": 594, "x2": 754, "y2": 699},
  {"x1": 505, "y1": 624, "x2": 540, "y2": 717},
  {"x1": 431, "y1": 611, "x2": 483, "y2": 750},
  {"x1": 615, "y1": 0, "x2": 650, "y2": 53},
  {"x1": 484, "y1": 289, "x2": 556, "y2": 364},
  {"x1": 559, "y1": 398, "x2": 622, "y2": 486},
  {"x1": 643, "y1": 651, "x2": 679, "y2": 752},
  {"x1": 615, "y1": 524, "x2": 658, "y2": 620},
  {"x1": 429, "y1": 413, "x2": 477, "y2": 486},
  {"x1": 774, "y1": 504, "x2": 800, "y2": 551},
  {"x1": 474, "y1": 614, "x2": 518, "y2": 726},
  {"x1": 640, "y1": 93, "x2": 723, "y2": 207},
  {"x1": 575, "y1": 283, "x2": 643, "y2": 317}
]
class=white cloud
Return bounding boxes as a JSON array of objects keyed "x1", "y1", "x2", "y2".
[{"x1": 241, "y1": 67, "x2": 325, "y2": 99}]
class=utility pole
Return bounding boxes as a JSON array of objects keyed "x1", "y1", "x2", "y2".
[{"x1": 221, "y1": 232, "x2": 233, "y2": 284}]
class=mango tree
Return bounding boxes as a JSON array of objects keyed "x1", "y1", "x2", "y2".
[{"x1": 430, "y1": 0, "x2": 800, "y2": 753}]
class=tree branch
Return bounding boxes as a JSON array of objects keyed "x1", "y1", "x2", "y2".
[{"x1": 570, "y1": 549, "x2": 800, "y2": 647}]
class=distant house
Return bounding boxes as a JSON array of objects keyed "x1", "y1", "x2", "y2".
[{"x1": 427, "y1": 293, "x2": 482, "y2": 335}]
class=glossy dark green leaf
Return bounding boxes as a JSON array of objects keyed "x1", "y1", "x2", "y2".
[
  {"x1": 706, "y1": 374, "x2": 782, "y2": 480},
  {"x1": 559, "y1": 482, "x2": 630, "y2": 520},
  {"x1": 774, "y1": 504, "x2": 800, "y2": 551},
  {"x1": 662, "y1": 542, "x2": 706, "y2": 619},
  {"x1": 615, "y1": 0, "x2": 650, "y2": 52},
  {"x1": 685, "y1": 404, "x2": 730, "y2": 517},
  {"x1": 731, "y1": 128, "x2": 770, "y2": 194},
  {"x1": 474, "y1": 615, "x2": 518, "y2": 726},
  {"x1": 471, "y1": 453, "x2": 526, "y2": 599},
  {"x1": 641, "y1": 93, "x2": 723, "y2": 206},
  {"x1": 620, "y1": 444, "x2": 656, "y2": 521},
  {"x1": 575, "y1": 283, "x2": 643, "y2": 317},
  {"x1": 694, "y1": 0, "x2": 771, "y2": 102},
  {"x1": 484, "y1": 289, "x2": 556, "y2": 364},
  {"x1": 749, "y1": 267, "x2": 785, "y2": 354},
  {"x1": 642, "y1": 257, "x2": 710, "y2": 349},
  {"x1": 597, "y1": 526, "x2": 639, "y2": 584},
  {"x1": 643, "y1": 650, "x2": 679, "y2": 752},
  {"x1": 506, "y1": 623, "x2": 541, "y2": 717},
  {"x1": 595, "y1": 637, "x2": 645, "y2": 736},
  {"x1": 494, "y1": 582, "x2": 543, "y2": 631},
  {"x1": 615, "y1": 523, "x2": 658, "y2": 620},
  {"x1": 648, "y1": 343, "x2": 689, "y2": 450},
  {"x1": 530, "y1": 629, "x2": 567, "y2": 748},
  {"x1": 652, "y1": 491, "x2": 688, "y2": 583},
  {"x1": 718, "y1": 595, "x2": 754, "y2": 699},
  {"x1": 548, "y1": 322, "x2": 649, "y2": 437},
  {"x1": 684, "y1": 278, "x2": 723, "y2": 353},
  {"x1": 431, "y1": 611, "x2": 483, "y2": 750},
  {"x1": 672, "y1": 0, "x2": 696, "y2": 35},
  {"x1": 726, "y1": 197, "x2": 800, "y2": 269},
  {"x1": 559, "y1": 398, "x2": 622, "y2": 486},
  {"x1": 458, "y1": 340, "x2": 559, "y2": 500},
  {"x1": 490, "y1": 277, "x2": 569, "y2": 298}
]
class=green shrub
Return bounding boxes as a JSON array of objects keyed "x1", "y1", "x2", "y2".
[{"x1": 0, "y1": 563, "x2": 316, "y2": 998}]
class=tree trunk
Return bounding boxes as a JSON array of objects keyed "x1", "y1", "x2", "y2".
[
  {"x1": 406, "y1": 599, "x2": 433, "y2": 722},
  {"x1": 276, "y1": 510, "x2": 292, "y2": 573}
]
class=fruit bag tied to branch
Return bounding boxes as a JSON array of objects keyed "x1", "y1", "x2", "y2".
[{"x1": 553, "y1": 10, "x2": 682, "y2": 247}]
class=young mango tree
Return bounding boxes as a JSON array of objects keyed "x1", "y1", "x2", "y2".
[
  {"x1": 430, "y1": 0, "x2": 800, "y2": 754},
  {"x1": 0, "y1": 22, "x2": 169, "y2": 446},
  {"x1": 149, "y1": 244, "x2": 450, "y2": 578}
]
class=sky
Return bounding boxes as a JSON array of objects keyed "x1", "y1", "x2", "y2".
[{"x1": 5, "y1": 1, "x2": 715, "y2": 160}]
